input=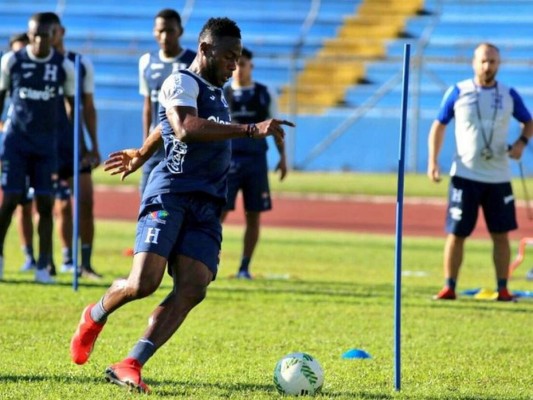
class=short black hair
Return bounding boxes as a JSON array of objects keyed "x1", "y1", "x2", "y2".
[
  {"x1": 198, "y1": 17, "x2": 241, "y2": 42},
  {"x1": 156, "y1": 9, "x2": 182, "y2": 26},
  {"x1": 9, "y1": 32, "x2": 29, "y2": 47},
  {"x1": 29, "y1": 11, "x2": 60, "y2": 26},
  {"x1": 241, "y1": 47, "x2": 253, "y2": 60}
]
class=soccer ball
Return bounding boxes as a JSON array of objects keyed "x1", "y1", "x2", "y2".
[{"x1": 273, "y1": 352, "x2": 324, "y2": 396}]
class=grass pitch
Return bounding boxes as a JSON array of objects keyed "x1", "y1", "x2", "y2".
[{"x1": 0, "y1": 221, "x2": 532, "y2": 399}]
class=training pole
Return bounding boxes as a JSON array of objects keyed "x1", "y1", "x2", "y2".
[
  {"x1": 394, "y1": 43, "x2": 411, "y2": 392},
  {"x1": 72, "y1": 54, "x2": 82, "y2": 291},
  {"x1": 518, "y1": 160, "x2": 533, "y2": 220}
]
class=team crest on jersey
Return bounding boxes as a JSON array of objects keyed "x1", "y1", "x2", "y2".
[
  {"x1": 167, "y1": 137, "x2": 188, "y2": 174},
  {"x1": 149, "y1": 210, "x2": 169, "y2": 224}
]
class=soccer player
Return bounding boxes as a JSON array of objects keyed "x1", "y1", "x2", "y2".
[
  {"x1": 221, "y1": 47, "x2": 287, "y2": 279},
  {"x1": 2, "y1": 32, "x2": 38, "y2": 273},
  {"x1": 138, "y1": 8, "x2": 195, "y2": 194},
  {"x1": 70, "y1": 17, "x2": 293, "y2": 393},
  {"x1": 42, "y1": 12, "x2": 102, "y2": 279},
  {"x1": 427, "y1": 43, "x2": 533, "y2": 301},
  {"x1": 0, "y1": 13, "x2": 75, "y2": 283}
]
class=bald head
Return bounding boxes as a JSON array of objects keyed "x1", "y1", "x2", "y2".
[{"x1": 472, "y1": 43, "x2": 500, "y2": 87}]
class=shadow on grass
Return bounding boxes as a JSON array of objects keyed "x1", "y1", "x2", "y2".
[
  {"x1": 0, "y1": 278, "x2": 112, "y2": 289},
  {"x1": 0, "y1": 373, "x2": 372, "y2": 399}
]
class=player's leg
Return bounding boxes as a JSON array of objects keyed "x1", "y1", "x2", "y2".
[
  {"x1": 17, "y1": 194, "x2": 36, "y2": 271},
  {"x1": 105, "y1": 255, "x2": 213, "y2": 393},
  {"x1": 104, "y1": 194, "x2": 221, "y2": 393},
  {"x1": 70, "y1": 251, "x2": 168, "y2": 367},
  {"x1": 434, "y1": 176, "x2": 478, "y2": 299},
  {"x1": 0, "y1": 146, "x2": 30, "y2": 279},
  {"x1": 78, "y1": 171, "x2": 101, "y2": 278},
  {"x1": 482, "y1": 181, "x2": 517, "y2": 301},
  {"x1": 71, "y1": 193, "x2": 185, "y2": 366},
  {"x1": 33, "y1": 193, "x2": 55, "y2": 283},
  {"x1": 54, "y1": 179, "x2": 74, "y2": 272},
  {"x1": 0, "y1": 192, "x2": 24, "y2": 280},
  {"x1": 238, "y1": 156, "x2": 271, "y2": 279}
]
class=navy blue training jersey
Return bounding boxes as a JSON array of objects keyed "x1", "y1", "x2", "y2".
[
  {"x1": 0, "y1": 47, "x2": 75, "y2": 151},
  {"x1": 223, "y1": 82, "x2": 271, "y2": 155},
  {"x1": 142, "y1": 70, "x2": 231, "y2": 201}
]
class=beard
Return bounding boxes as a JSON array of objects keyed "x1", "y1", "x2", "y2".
[{"x1": 480, "y1": 71, "x2": 497, "y2": 85}]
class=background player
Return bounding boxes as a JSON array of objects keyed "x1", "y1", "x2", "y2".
[
  {"x1": 138, "y1": 8, "x2": 195, "y2": 194},
  {"x1": 221, "y1": 47, "x2": 287, "y2": 279},
  {"x1": 43, "y1": 12, "x2": 102, "y2": 279},
  {"x1": 0, "y1": 12, "x2": 75, "y2": 282}
]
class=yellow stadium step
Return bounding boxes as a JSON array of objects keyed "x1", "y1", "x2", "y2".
[{"x1": 282, "y1": 0, "x2": 424, "y2": 114}]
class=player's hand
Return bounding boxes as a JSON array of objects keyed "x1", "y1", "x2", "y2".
[
  {"x1": 254, "y1": 119, "x2": 295, "y2": 146},
  {"x1": 276, "y1": 155, "x2": 288, "y2": 181},
  {"x1": 508, "y1": 142, "x2": 525, "y2": 160},
  {"x1": 103, "y1": 149, "x2": 144, "y2": 181},
  {"x1": 427, "y1": 162, "x2": 441, "y2": 183}
]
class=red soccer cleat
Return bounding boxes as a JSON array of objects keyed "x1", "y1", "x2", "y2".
[
  {"x1": 105, "y1": 358, "x2": 151, "y2": 394},
  {"x1": 70, "y1": 304, "x2": 105, "y2": 365},
  {"x1": 433, "y1": 286, "x2": 457, "y2": 300},
  {"x1": 497, "y1": 288, "x2": 516, "y2": 302}
]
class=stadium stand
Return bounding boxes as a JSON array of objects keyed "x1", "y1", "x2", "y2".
[{"x1": 1, "y1": 1, "x2": 532, "y2": 172}]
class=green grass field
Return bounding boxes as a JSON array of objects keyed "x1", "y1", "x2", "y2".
[
  {"x1": 92, "y1": 168, "x2": 533, "y2": 201},
  {"x1": 1, "y1": 219, "x2": 532, "y2": 399}
]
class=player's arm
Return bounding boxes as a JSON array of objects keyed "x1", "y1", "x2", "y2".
[
  {"x1": 80, "y1": 57, "x2": 100, "y2": 167},
  {"x1": 142, "y1": 96, "x2": 152, "y2": 142},
  {"x1": 427, "y1": 85, "x2": 457, "y2": 183},
  {"x1": 162, "y1": 75, "x2": 293, "y2": 143},
  {"x1": 82, "y1": 92, "x2": 100, "y2": 167},
  {"x1": 138, "y1": 54, "x2": 152, "y2": 142},
  {"x1": 103, "y1": 124, "x2": 163, "y2": 181},
  {"x1": 267, "y1": 86, "x2": 287, "y2": 181},
  {"x1": 508, "y1": 88, "x2": 533, "y2": 160},
  {"x1": 427, "y1": 120, "x2": 446, "y2": 183},
  {"x1": 0, "y1": 52, "x2": 14, "y2": 128}
]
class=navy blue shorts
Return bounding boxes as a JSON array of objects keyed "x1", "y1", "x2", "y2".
[
  {"x1": 446, "y1": 176, "x2": 517, "y2": 236},
  {"x1": 1, "y1": 142, "x2": 57, "y2": 196},
  {"x1": 224, "y1": 154, "x2": 271, "y2": 212},
  {"x1": 134, "y1": 192, "x2": 223, "y2": 277}
]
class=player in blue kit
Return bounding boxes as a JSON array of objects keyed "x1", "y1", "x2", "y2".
[
  {"x1": 70, "y1": 17, "x2": 293, "y2": 393},
  {"x1": 0, "y1": 12, "x2": 75, "y2": 283},
  {"x1": 221, "y1": 47, "x2": 287, "y2": 279},
  {"x1": 428, "y1": 43, "x2": 533, "y2": 301},
  {"x1": 43, "y1": 12, "x2": 102, "y2": 279},
  {"x1": 138, "y1": 8, "x2": 196, "y2": 194}
]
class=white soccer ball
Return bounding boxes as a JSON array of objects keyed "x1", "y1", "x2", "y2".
[{"x1": 273, "y1": 352, "x2": 324, "y2": 396}]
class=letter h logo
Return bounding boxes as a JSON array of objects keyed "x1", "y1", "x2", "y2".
[
  {"x1": 43, "y1": 64, "x2": 58, "y2": 82},
  {"x1": 144, "y1": 227, "x2": 161, "y2": 244}
]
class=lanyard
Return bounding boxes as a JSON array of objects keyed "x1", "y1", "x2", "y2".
[{"x1": 473, "y1": 80, "x2": 499, "y2": 150}]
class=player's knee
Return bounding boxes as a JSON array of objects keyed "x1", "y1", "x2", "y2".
[{"x1": 179, "y1": 284, "x2": 207, "y2": 308}]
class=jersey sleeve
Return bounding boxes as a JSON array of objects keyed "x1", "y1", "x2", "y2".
[
  {"x1": 81, "y1": 55, "x2": 95, "y2": 94},
  {"x1": 0, "y1": 52, "x2": 15, "y2": 91},
  {"x1": 436, "y1": 85, "x2": 460, "y2": 124},
  {"x1": 138, "y1": 53, "x2": 150, "y2": 97},
  {"x1": 509, "y1": 87, "x2": 533, "y2": 123},
  {"x1": 158, "y1": 72, "x2": 199, "y2": 109},
  {"x1": 62, "y1": 58, "x2": 76, "y2": 97}
]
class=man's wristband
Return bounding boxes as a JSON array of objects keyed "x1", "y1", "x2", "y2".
[
  {"x1": 519, "y1": 135, "x2": 529, "y2": 145},
  {"x1": 246, "y1": 123, "x2": 257, "y2": 138}
]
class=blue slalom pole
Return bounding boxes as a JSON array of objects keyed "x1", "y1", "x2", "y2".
[
  {"x1": 72, "y1": 54, "x2": 82, "y2": 291},
  {"x1": 394, "y1": 43, "x2": 411, "y2": 391}
]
